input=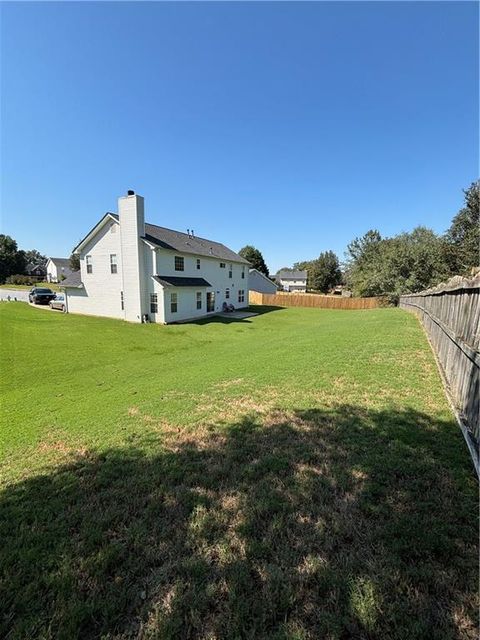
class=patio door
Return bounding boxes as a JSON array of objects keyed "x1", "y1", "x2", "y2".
[{"x1": 206, "y1": 291, "x2": 215, "y2": 312}]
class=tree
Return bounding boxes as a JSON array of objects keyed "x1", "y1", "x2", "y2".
[
  {"x1": 345, "y1": 227, "x2": 449, "y2": 297},
  {"x1": 0, "y1": 235, "x2": 26, "y2": 283},
  {"x1": 445, "y1": 181, "x2": 479, "y2": 274},
  {"x1": 24, "y1": 249, "x2": 47, "y2": 267},
  {"x1": 69, "y1": 253, "x2": 80, "y2": 271},
  {"x1": 309, "y1": 251, "x2": 342, "y2": 293},
  {"x1": 238, "y1": 245, "x2": 269, "y2": 277}
]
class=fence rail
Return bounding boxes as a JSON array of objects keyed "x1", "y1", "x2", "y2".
[
  {"x1": 399, "y1": 275, "x2": 479, "y2": 469},
  {"x1": 249, "y1": 290, "x2": 380, "y2": 309}
]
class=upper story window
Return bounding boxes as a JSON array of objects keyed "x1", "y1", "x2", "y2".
[
  {"x1": 86, "y1": 255, "x2": 93, "y2": 274},
  {"x1": 196, "y1": 291, "x2": 202, "y2": 309},
  {"x1": 219, "y1": 262, "x2": 226, "y2": 269},
  {"x1": 150, "y1": 293, "x2": 158, "y2": 313},
  {"x1": 196, "y1": 259, "x2": 201, "y2": 270},
  {"x1": 175, "y1": 256, "x2": 184, "y2": 271},
  {"x1": 171, "y1": 292, "x2": 178, "y2": 313},
  {"x1": 229, "y1": 264, "x2": 233, "y2": 278},
  {"x1": 241, "y1": 266, "x2": 245, "y2": 279},
  {"x1": 110, "y1": 254, "x2": 117, "y2": 274}
]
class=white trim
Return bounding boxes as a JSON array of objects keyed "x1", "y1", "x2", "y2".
[{"x1": 72, "y1": 214, "x2": 119, "y2": 253}]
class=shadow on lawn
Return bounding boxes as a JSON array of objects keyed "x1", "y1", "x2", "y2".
[
  {"x1": 186, "y1": 305, "x2": 285, "y2": 325},
  {"x1": 1, "y1": 405, "x2": 477, "y2": 640}
]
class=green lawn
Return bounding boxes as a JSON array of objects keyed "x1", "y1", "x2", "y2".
[
  {"x1": 0, "y1": 303, "x2": 477, "y2": 639},
  {"x1": 0, "y1": 282, "x2": 62, "y2": 290}
]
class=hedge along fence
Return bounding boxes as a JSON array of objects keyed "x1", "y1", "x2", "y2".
[
  {"x1": 400, "y1": 274, "x2": 480, "y2": 473},
  {"x1": 249, "y1": 290, "x2": 381, "y2": 309}
]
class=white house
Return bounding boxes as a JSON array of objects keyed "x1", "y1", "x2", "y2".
[
  {"x1": 249, "y1": 268, "x2": 277, "y2": 294},
  {"x1": 46, "y1": 257, "x2": 73, "y2": 283},
  {"x1": 275, "y1": 270, "x2": 308, "y2": 292},
  {"x1": 61, "y1": 190, "x2": 250, "y2": 323}
]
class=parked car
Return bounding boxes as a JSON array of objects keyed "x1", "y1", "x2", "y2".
[
  {"x1": 49, "y1": 294, "x2": 66, "y2": 312},
  {"x1": 28, "y1": 287, "x2": 56, "y2": 305}
]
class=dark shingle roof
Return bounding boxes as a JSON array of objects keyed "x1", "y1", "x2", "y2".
[
  {"x1": 276, "y1": 270, "x2": 307, "y2": 280},
  {"x1": 60, "y1": 271, "x2": 82, "y2": 288},
  {"x1": 48, "y1": 257, "x2": 72, "y2": 270},
  {"x1": 143, "y1": 223, "x2": 249, "y2": 264},
  {"x1": 153, "y1": 276, "x2": 212, "y2": 287}
]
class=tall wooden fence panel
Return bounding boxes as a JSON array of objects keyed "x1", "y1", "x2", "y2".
[
  {"x1": 249, "y1": 290, "x2": 380, "y2": 309},
  {"x1": 399, "y1": 275, "x2": 480, "y2": 460}
]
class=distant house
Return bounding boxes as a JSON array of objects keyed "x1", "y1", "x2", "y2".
[
  {"x1": 275, "y1": 270, "x2": 307, "y2": 292},
  {"x1": 25, "y1": 263, "x2": 47, "y2": 278},
  {"x1": 60, "y1": 190, "x2": 250, "y2": 323},
  {"x1": 249, "y1": 268, "x2": 277, "y2": 294},
  {"x1": 46, "y1": 257, "x2": 73, "y2": 283}
]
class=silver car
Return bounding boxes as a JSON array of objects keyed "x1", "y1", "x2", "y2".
[{"x1": 49, "y1": 294, "x2": 66, "y2": 312}]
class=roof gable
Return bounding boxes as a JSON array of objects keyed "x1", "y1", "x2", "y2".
[{"x1": 72, "y1": 213, "x2": 119, "y2": 253}]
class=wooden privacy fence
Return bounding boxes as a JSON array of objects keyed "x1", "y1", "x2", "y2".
[
  {"x1": 400, "y1": 275, "x2": 480, "y2": 469},
  {"x1": 249, "y1": 290, "x2": 380, "y2": 309}
]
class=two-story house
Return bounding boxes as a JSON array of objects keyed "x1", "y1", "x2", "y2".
[
  {"x1": 61, "y1": 191, "x2": 250, "y2": 323},
  {"x1": 275, "y1": 270, "x2": 308, "y2": 292}
]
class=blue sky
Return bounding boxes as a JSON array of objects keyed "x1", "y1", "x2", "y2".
[{"x1": 1, "y1": 1, "x2": 478, "y2": 273}]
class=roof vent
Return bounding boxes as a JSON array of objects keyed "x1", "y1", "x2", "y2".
[
  {"x1": 127, "y1": 189, "x2": 135, "y2": 196},
  {"x1": 191, "y1": 229, "x2": 194, "y2": 237}
]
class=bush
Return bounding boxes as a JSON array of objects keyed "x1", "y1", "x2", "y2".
[{"x1": 5, "y1": 274, "x2": 36, "y2": 286}]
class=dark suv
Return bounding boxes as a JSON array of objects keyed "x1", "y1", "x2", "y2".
[{"x1": 29, "y1": 287, "x2": 56, "y2": 305}]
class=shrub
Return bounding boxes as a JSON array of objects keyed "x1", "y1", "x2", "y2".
[{"x1": 5, "y1": 274, "x2": 36, "y2": 286}]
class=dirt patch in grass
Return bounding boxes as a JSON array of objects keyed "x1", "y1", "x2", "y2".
[{"x1": 1, "y1": 404, "x2": 477, "y2": 640}]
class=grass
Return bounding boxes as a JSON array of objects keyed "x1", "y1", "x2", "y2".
[
  {"x1": 0, "y1": 303, "x2": 477, "y2": 639},
  {"x1": 0, "y1": 282, "x2": 61, "y2": 291}
]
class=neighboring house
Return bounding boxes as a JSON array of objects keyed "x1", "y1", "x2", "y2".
[
  {"x1": 46, "y1": 257, "x2": 73, "y2": 283},
  {"x1": 249, "y1": 268, "x2": 277, "y2": 294},
  {"x1": 275, "y1": 270, "x2": 308, "y2": 292},
  {"x1": 61, "y1": 190, "x2": 250, "y2": 323},
  {"x1": 25, "y1": 263, "x2": 47, "y2": 278}
]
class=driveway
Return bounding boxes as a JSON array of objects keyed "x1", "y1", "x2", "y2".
[{"x1": 0, "y1": 289, "x2": 29, "y2": 302}]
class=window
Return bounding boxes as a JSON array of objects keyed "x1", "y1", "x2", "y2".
[
  {"x1": 229, "y1": 264, "x2": 232, "y2": 279},
  {"x1": 150, "y1": 293, "x2": 158, "y2": 313},
  {"x1": 196, "y1": 259, "x2": 201, "y2": 270},
  {"x1": 225, "y1": 288, "x2": 230, "y2": 299},
  {"x1": 171, "y1": 292, "x2": 178, "y2": 313},
  {"x1": 238, "y1": 289, "x2": 245, "y2": 303},
  {"x1": 196, "y1": 292, "x2": 202, "y2": 310},
  {"x1": 86, "y1": 255, "x2": 92, "y2": 274},
  {"x1": 219, "y1": 262, "x2": 226, "y2": 268},
  {"x1": 174, "y1": 256, "x2": 184, "y2": 271},
  {"x1": 241, "y1": 266, "x2": 245, "y2": 279},
  {"x1": 110, "y1": 254, "x2": 117, "y2": 274},
  {"x1": 120, "y1": 291, "x2": 124, "y2": 310}
]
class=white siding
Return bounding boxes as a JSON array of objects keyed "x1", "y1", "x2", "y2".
[
  {"x1": 279, "y1": 278, "x2": 307, "y2": 292},
  {"x1": 155, "y1": 250, "x2": 249, "y2": 317},
  {"x1": 249, "y1": 269, "x2": 277, "y2": 294},
  {"x1": 66, "y1": 220, "x2": 124, "y2": 319},
  {"x1": 119, "y1": 194, "x2": 147, "y2": 322},
  {"x1": 46, "y1": 259, "x2": 58, "y2": 283}
]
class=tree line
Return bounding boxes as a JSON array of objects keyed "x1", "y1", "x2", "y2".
[{"x1": 242, "y1": 181, "x2": 479, "y2": 298}]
